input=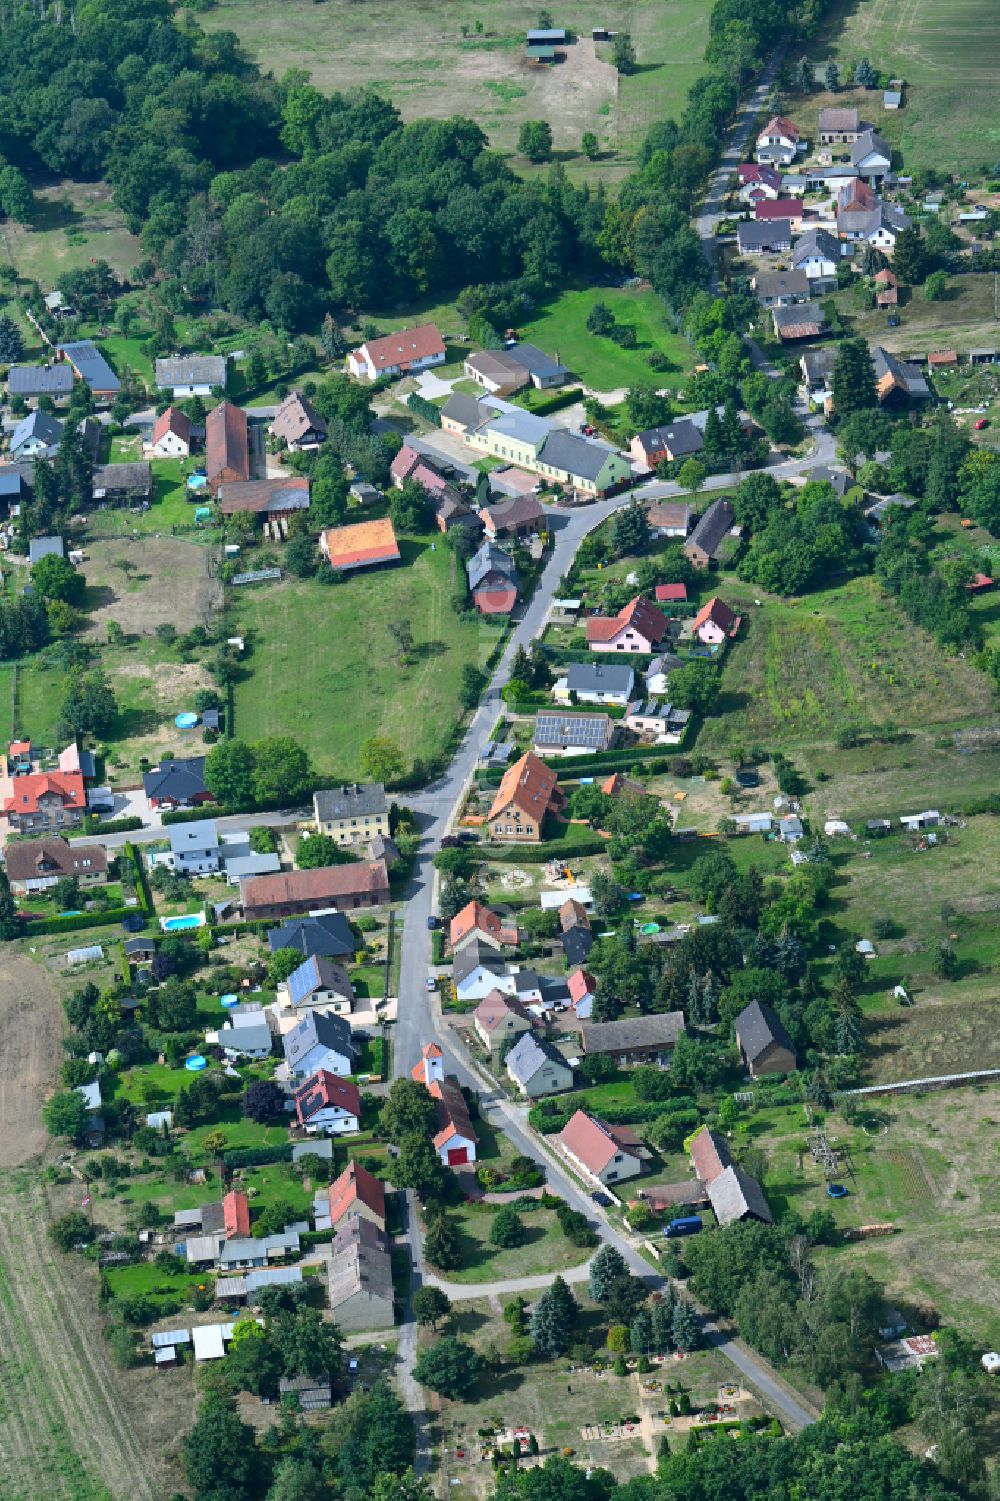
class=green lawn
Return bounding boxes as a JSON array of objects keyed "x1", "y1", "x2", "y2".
[
  {"x1": 441, "y1": 1202, "x2": 591, "y2": 1284},
  {"x1": 231, "y1": 533, "x2": 497, "y2": 776},
  {"x1": 103, "y1": 1259, "x2": 208, "y2": 1309},
  {"x1": 4, "y1": 179, "x2": 141, "y2": 286},
  {"x1": 11, "y1": 656, "x2": 69, "y2": 748},
  {"x1": 521, "y1": 285, "x2": 694, "y2": 393}
]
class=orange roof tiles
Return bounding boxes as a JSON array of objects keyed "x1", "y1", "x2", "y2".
[
  {"x1": 487, "y1": 751, "x2": 560, "y2": 825},
  {"x1": 321, "y1": 517, "x2": 400, "y2": 570}
]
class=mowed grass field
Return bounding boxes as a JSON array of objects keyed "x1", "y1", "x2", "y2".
[
  {"x1": 230, "y1": 534, "x2": 495, "y2": 775},
  {"x1": 201, "y1": 0, "x2": 710, "y2": 182},
  {"x1": 803, "y1": 0, "x2": 1000, "y2": 173},
  {"x1": 521, "y1": 285, "x2": 694, "y2": 391}
]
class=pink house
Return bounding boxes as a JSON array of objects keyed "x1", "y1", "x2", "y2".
[
  {"x1": 691, "y1": 596, "x2": 741, "y2": 646},
  {"x1": 586, "y1": 595, "x2": 670, "y2": 654}
]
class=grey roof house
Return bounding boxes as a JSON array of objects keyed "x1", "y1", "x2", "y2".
[
  {"x1": 155, "y1": 356, "x2": 228, "y2": 395},
  {"x1": 28, "y1": 535, "x2": 65, "y2": 564},
  {"x1": 283, "y1": 1009, "x2": 356, "y2": 1079},
  {"x1": 706, "y1": 1164, "x2": 773, "y2": 1227},
  {"x1": 11, "y1": 410, "x2": 62, "y2": 459},
  {"x1": 267, "y1": 911, "x2": 355, "y2": 960},
  {"x1": 506, "y1": 1032, "x2": 574, "y2": 1097},
  {"x1": 565, "y1": 661, "x2": 635, "y2": 705},
  {"x1": 58, "y1": 340, "x2": 121, "y2": 395},
  {"x1": 8, "y1": 364, "x2": 74, "y2": 399}
]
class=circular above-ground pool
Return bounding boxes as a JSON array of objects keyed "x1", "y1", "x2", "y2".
[
  {"x1": 220, "y1": 993, "x2": 239, "y2": 1008},
  {"x1": 175, "y1": 712, "x2": 199, "y2": 729},
  {"x1": 160, "y1": 912, "x2": 206, "y2": 932},
  {"x1": 185, "y1": 1055, "x2": 207, "y2": 1072},
  {"x1": 187, "y1": 472, "x2": 208, "y2": 490},
  {"x1": 827, "y1": 1183, "x2": 848, "y2": 1199}
]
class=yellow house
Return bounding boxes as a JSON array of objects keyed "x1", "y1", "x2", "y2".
[{"x1": 313, "y1": 783, "x2": 389, "y2": 847}]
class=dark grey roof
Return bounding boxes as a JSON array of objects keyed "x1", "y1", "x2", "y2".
[
  {"x1": 733, "y1": 1000, "x2": 796, "y2": 1065},
  {"x1": 8, "y1": 364, "x2": 74, "y2": 396},
  {"x1": 124, "y1": 936, "x2": 155, "y2": 956},
  {"x1": 737, "y1": 220, "x2": 792, "y2": 250},
  {"x1": 873, "y1": 346, "x2": 931, "y2": 399},
  {"x1": 453, "y1": 940, "x2": 508, "y2": 986},
  {"x1": 754, "y1": 269, "x2": 810, "y2": 300},
  {"x1": 534, "y1": 711, "x2": 613, "y2": 751},
  {"x1": 686, "y1": 498, "x2": 734, "y2": 558},
  {"x1": 506, "y1": 1031, "x2": 570, "y2": 1086},
  {"x1": 511, "y1": 342, "x2": 568, "y2": 381},
  {"x1": 707, "y1": 1164, "x2": 772, "y2": 1227},
  {"x1": 155, "y1": 356, "x2": 227, "y2": 388},
  {"x1": 636, "y1": 419, "x2": 702, "y2": 458},
  {"x1": 11, "y1": 410, "x2": 62, "y2": 452},
  {"x1": 283, "y1": 1010, "x2": 356, "y2": 1072},
  {"x1": 793, "y1": 227, "x2": 840, "y2": 264},
  {"x1": 566, "y1": 661, "x2": 635, "y2": 696},
  {"x1": 92, "y1": 462, "x2": 152, "y2": 496},
  {"x1": 810, "y1": 466, "x2": 851, "y2": 496},
  {"x1": 468, "y1": 539, "x2": 518, "y2": 591},
  {"x1": 313, "y1": 783, "x2": 387, "y2": 822},
  {"x1": 142, "y1": 756, "x2": 208, "y2": 802},
  {"x1": 851, "y1": 128, "x2": 890, "y2": 166},
  {"x1": 800, "y1": 348, "x2": 838, "y2": 379},
  {"x1": 772, "y1": 301, "x2": 826, "y2": 333},
  {"x1": 440, "y1": 393, "x2": 486, "y2": 429},
  {"x1": 582, "y1": 1012, "x2": 686, "y2": 1054},
  {"x1": 0, "y1": 467, "x2": 27, "y2": 498},
  {"x1": 538, "y1": 428, "x2": 620, "y2": 481},
  {"x1": 267, "y1": 911, "x2": 354, "y2": 959},
  {"x1": 561, "y1": 927, "x2": 593, "y2": 965},
  {"x1": 58, "y1": 341, "x2": 120, "y2": 392}
]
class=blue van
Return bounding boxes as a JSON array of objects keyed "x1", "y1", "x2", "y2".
[{"x1": 664, "y1": 1215, "x2": 703, "y2": 1239}]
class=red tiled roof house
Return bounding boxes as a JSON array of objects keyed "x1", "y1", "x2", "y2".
[
  {"x1": 690, "y1": 596, "x2": 741, "y2": 646},
  {"x1": 485, "y1": 751, "x2": 565, "y2": 842},
  {"x1": 3, "y1": 770, "x2": 86, "y2": 833},
  {"x1": 347, "y1": 324, "x2": 446, "y2": 382},
  {"x1": 205, "y1": 400, "x2": 249, "y2": 496},
  {"x1": 150, "y1": 406, "x2": 191, "y2": 458},
  {"x1": 557, "y1": 1109, "x2": 645, "y2": 1187},
  {"x1": 586, "y1": 595, "x2": 670, "y2": 653}
]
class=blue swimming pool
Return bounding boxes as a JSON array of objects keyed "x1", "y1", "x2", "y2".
[{"x1": 160, "y1": 913, "x2": 206, "y2": 932}]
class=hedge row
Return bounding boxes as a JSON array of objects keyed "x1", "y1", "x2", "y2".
[
  {"x1": 515, "y1": 385, "x2": 583, "y2": 417},
  {"x1": 24, "y1": 906, "x2": 132, "y2": 936},
  {"x1": 406, "y1": 391, "x2": 442, "y2": 427},
  {"x1": 122, "y1": 842, "x2": 154, "y2": 916},
  {"x1": 84, "y1": 815, "x2": 145, "y2": 835},
  {"x1": 478, "y1": 835, "x2": 608, "y2": 863},
  {"x1": 530, "y1": 1093, "x2": 697, "y2": 1134},
  {"x1": 540, "y1": 740, "x2": 692, "y2": 774},
  {"x1": 162, "y1": 803, "x2": 231, "y2": 825},
  {"x1": 221, "y1": 1144, "x2": 294, "y2": 1169}
]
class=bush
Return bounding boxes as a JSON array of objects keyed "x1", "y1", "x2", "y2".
[
  {"x1": 26, "y1": 907, "x2": 131, "y2": 935},
  {"x1": 221, "y1": 1144, "x2": 294, "y2": 1169}
]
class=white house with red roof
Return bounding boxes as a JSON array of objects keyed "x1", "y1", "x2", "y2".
[
  {"x1": 585, "y1": 595, "x2": 670, "y2": 654},
  {"x1": 567, "y1": 968, "x2": 597, "y2": 1020},
  {"x1": 429, "y1": 1077, "x2": 478, "y2": 1167},
  {"x1": 690, "y1": 596, "x2": 741, "y2": 646},
  {"x1": 449, "y1": 900, "x2": 519, "y2": 953},
  {"x1": 557, "y1": 1109, "x2": 645, "y2": 1187},
  {"x1": 293, "y1": 1070, "x2": 361, "y2": 1135},
  {"x1": 755, "y1": 115, "x2": 801, "y2": 166},
  {"x1": 347, "y1": 324, "x2": 446, "y2": 382},
  {"x1": 150, "y1": 406, "x2": 191, "y2": 458},
  {"x1": 737, "y1": 163, "x2": 782, "y2": 202},
  {"x1": 411, "y1": 1042, "x2": 446, "y2": 1089}
]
